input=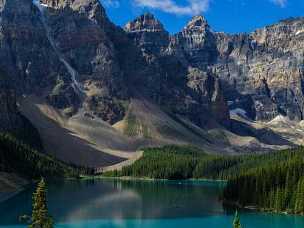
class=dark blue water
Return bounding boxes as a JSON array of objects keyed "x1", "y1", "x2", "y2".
[{"x1": 0, "y1": 179, "x2": 303, "y2": 228}]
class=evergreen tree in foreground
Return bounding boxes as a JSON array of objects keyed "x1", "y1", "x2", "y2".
[
  {"x1": 29, "y1": 178, "x2": 53, "y2": 228},
  {"x1": 233, "y1": 210, "x2": 242, "y2": 228}
]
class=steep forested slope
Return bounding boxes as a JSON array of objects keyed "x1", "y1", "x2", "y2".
[
  {"x1": 105, "y1": 145, "x2": 304, "y2": 214},
  {"x1": 0, "y1": 0, "x2": 304, "y2": 169},
  {"x1": 223, "y1": 147, "x2": 304, "y2": 214},
  {"x1": 0, "y1": 133, "x2": 89, "y2": 179}
]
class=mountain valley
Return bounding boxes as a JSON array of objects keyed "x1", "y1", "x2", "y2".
[{"x1": 0, "y1": 0, "x2": 304, "y2": 170}]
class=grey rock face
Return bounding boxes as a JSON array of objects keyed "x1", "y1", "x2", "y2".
[
  {"x1": 125, "y1": 14, "x2": 304, "y2": 122},
  {"x1": 0, "y1": 0, "x2": 80, "y2": 111},
  {"x1": 125, "y1": 13, "x2": 170, "y2": 55},
  {"x1": 124, "y1": 14, "x2": 230, "y2": 126},
  {"x1": 1, "y1": 0, "x2": 304, "y2": 137},
  {"x1": 0, "y1": 0, "x2": 130, "y2": 123},
  {"x1": 171, "y1": 16, "x2": 218, "y2": 67},
  {"x1": 40, "y1": 0, "x2": 129, "y2": 121},
  {"x1": 214, "y1": 18, "x2": 304, "y2": 121},
  {"x1": 0, "y1": 0, "x2": 230, "y2": 128}
]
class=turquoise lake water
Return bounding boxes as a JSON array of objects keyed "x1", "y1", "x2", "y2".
[{"x1": 0, "y1": 179, "x2": 304, "y2": 227}]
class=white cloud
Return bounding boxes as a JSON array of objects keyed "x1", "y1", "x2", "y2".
[
  {"x1": 133, "y1": 0, "x2": 210, "y2": 16},
  {"x1": 270, "y1": 0, "x2": 287, "y2": 7},
  {"x1": 101, "y1": 0, "x2": 120, "y2": 8}
]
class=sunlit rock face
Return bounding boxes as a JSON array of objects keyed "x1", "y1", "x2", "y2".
[
  {"x1": 214, "y1": 17, "x2": 304, "y2": 121},
  {"x1": 124, "y1": 14, "x2": 230, "y2": 126},
  {"x1": 125, "y1": 14, "x2": 304, "y2": 122},
  {"x1": 0, "y1": 0, "x2": 84, "y2": 115},
  {"x1": 40, "y1": 0, "x2": 129, "y2": 121},
  {"x1": 125, "y1": 12, "x2": 166, "y2": 33},
  {"x1": 1, "y1": 0, "x2": 304, "y2": 130},
  {"x1": 0, "y1": 0, "x2": 129, "y2": 123},
  {"x1": 125, "y1": 13, "x2": 170, "y2": 55},
  {"x1": 170, "y1": 16, "x2": 218, "y2": 67}
]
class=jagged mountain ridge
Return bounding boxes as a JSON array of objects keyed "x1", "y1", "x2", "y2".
[
  {"x1": 126, "y1": 13, "x2": 304, "y2": 121},
  {"x1": 0, "y1": 0, "x2": 303, "y2": 168}
]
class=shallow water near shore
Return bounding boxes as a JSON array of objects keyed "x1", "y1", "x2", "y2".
[{"x1": 0, "y1": 179, "x2": 303, "y2": 228}]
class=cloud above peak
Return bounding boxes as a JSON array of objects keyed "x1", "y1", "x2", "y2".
[
  {"x1": 133, "y1": 0, "x2": 210, "y2": 16},
  {"x1": 270, "y1": 0, "x2": 287, "y2": 7}
]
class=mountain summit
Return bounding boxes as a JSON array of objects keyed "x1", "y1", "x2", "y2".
[
  {"x1": 125, "y1": 13, "x2": 166, "y2": 33},
  {"x1": 0, "y1": 0, "x2": 303, "y2": 168},
  {"x1": 185, "y1": 15, "x2": 209, "y2": 31}
]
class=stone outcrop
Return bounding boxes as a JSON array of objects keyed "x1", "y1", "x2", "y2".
[
  {"x1": 0, "y1": 0, "x2": 230, "y2": 129},
  {"x1": 125, "y1": 14, "x2": 304, "y2": 122},
  {"x1": 0, "y1": 0, "x2": 80, "y2": 113},
  {"x1": 170, "y1": 16, "x2": 218, "y2": 67},
  {"x1": 125, "y1": 13, "x2": 170, "y2": 55},
  {"x1": 0, "y1": 0, "x2": 304, "y2": 149},
  {"x1": 214, "y1": 18, "x2": 304, "y2": 121},
  {"x1": 124, "y1": 14, "x2": 229, "y2": 126},
  {"x1": 39, "y1": 0, "x2": 129, "y2": 120}
]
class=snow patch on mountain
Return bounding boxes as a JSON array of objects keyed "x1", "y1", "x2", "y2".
[
  {"x1": 268, "y1": 115, "x2": 292, "y2": 125},
  {"x1": 230, "y1": 108, "x2": 248, "y2": 118}
]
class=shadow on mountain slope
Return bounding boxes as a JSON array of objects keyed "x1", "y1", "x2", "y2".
[{"x1": 229, "y1": 119, "x2": 294, "y2": 147}]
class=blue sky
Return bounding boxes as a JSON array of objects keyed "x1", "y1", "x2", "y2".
[{"x1": 100, "y1": 0, "x2": 304, "y2": 34}]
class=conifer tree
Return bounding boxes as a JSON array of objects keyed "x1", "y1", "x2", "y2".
[
  {"x1": 295, "y1": 178, "x2": 304, "y2": 214},
  {"x1": 233, "y1": 210, "x2": 242, "y2": 228},
  {"x1": 29, "y1": 178, "x2": 53, "y2": 228}
]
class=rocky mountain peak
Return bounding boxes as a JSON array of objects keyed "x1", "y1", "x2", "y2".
[
  {"x1": 124, "y1": 12, "x2": 169, "y2": 55},
  {"x1": 1, "y1": 0, "x2": 304, "y2": 156},
  {"x1": 125, "y1": 13, "x2": 166, "y2": 33},
  {"x1": 171, "y1": 15, "x2": 217, "y2": 66},
  {"x1": 184, "y1": 15, "x2": 209, "y2": 31}
]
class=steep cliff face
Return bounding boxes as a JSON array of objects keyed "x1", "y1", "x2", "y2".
[
  {"x1": 171, "y1": 16, "x2": 218, "y2": 67},
  {"x1": 0, "y1": 0, "x2": 62, "y2": 92},
  {"x1": 124, "y1": 14, "x2": 230, "y2": 126},
  {"x1": 37, "y1": 0, "x2": 130, "y2": 122},
  {"x1": 0, "y1": 0, "x2": 85, "y2": 118},
  {"x1": 0, "y1": 0, "x2": 303, "y2": 164},
  {"x1": 214, "y1": 18, "x2": 304, "y2": 121},
  {"x1": 0, "y1": 0, "x2": 230, "y2": 128},
  {"x1": 125, "y1": 13, "x2": 170, "y2": 55},
  {"x1": 125, "y1": 14, "x2": 304, "y2": 122}
]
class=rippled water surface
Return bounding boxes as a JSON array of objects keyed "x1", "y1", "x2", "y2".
[{"x1": 0, "y1": 179, "x2": 303, "y2": 228}]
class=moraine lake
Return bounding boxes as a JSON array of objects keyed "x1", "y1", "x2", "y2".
[{"x1": 0, "y1": 179, "x2": 304, "y2": 228}]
